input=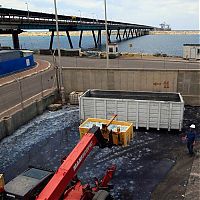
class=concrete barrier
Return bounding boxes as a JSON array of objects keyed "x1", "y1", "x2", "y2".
[
  {"x1": 11, "y1": 111, "x2": 24, "y2": 134},
  {"x1": 62, "y1": 68, "x2": 200, "y2": 106},
  {"x1": 177, "y1": 70, "x2": 200, "y2": 106},
  {"x1": 22, "y1": 101, "x2": 38, "y2": 123},
  {"x1": 39, "y1": 49, "x2": 80, "y2": 56},
  {"x1": 3, "y1": 116, "x2": 14, "y2": 136},
  {"x1": 0, "y1": 67, "x2": 55, "y2": 115},
  {"x1": 0, "y1": 119, "x2": 6, "y2": 138},
  {"x1": 36, "y1": 99, "x2": 44, "y2": 115},
  {"x1": 0, "y1": 92, "x2": 57, "y2": 140}
]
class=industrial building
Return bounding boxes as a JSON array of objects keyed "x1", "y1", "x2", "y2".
[{"x1": 183, "y1": 44, "x2": 200, "y2": 60}]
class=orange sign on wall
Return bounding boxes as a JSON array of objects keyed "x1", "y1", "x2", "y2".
[{"x1": 153, "y1": 80, "x2": 169, "y2": 88}]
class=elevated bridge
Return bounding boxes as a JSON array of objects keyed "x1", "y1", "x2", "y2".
[{"x1": 0, "y1": 8, "x2": 155, "y2": 49}]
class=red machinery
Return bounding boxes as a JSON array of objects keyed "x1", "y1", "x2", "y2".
[
  {"x1": 2, "y1": 126, "x2": 117, "y2": 200},
  {"x1": 37, "y1": 126, "x2": 115, "y2": 200}
]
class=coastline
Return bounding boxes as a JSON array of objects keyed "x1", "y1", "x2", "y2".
[
  {"x1": 149, "y1": 30, "x2": 200, "y2": 35},
  {"x1": 0, "y1": 30, "x2": 199, "y2": 37},
  {"x1": 0, "y1": 31, "x2": 98, "y2": 37}
]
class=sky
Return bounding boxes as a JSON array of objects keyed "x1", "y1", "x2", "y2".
[{"x1": 0, "y1": 0, "x2": 199, "y2": 30}]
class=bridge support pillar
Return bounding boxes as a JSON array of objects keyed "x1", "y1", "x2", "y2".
[
  {"x1": 139, "y1": 29, "x2": 141, "y2": 37},
  {"x1": 135, "y1": 30, "x2": 138, "y2": 37},
  {"x1": 123, "y1": 29, "x2": 126, "y2": 39},
  {"x1": 92, "y1": 30, "x2": 97, "y2": 48},
  {"x1": 141, "y1": 30, "x2": 144, "y2": 36},
  {"x1": 144, "y1": 30, "x2": 149, "y2": 35},
  {"x1": 123, "y1": 28, "x2": 128, "y2": 39},
  {"x1": 131, "y1": 29, "x2": 134, "y2": 38},
  {"x1": 97, "y1": 30, "x2": 102, "y2": 47},
  {"x1": 12, "y1": 31, "x2": 20, "y2": 49},
  {"x1": 116, "y1": 29, "x2": 121, "y2": 41},
  {"x1": 139, "y1": 30, "x2": 142, "y2": 36},
  {"x1": 128, "y1": 29, "x2": 132, "y2": 38},
  {"x1": 79, "y1": 30, "x2": 83, "y2": 48},
  {"x1": 66, "y1": 31, "x2": 73, "y2": 49},
  {"x1": 49, "y1": 30, "x2": 54, "y2": 50}
]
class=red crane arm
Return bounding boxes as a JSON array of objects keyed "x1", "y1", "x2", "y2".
[
  {"x1": 100, "y1": 165, "x2": 116, "y2": 188},
  {"x1": 36, "y1": 132, "x2": 98, "y2": 200}
]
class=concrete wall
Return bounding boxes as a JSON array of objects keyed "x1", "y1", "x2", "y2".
[
  {"x1": 62, "y1": 68, "x2": 200, "y2": 106},
  {"x1": 177, "y1": 70, "x2": 200, "y2": 105},
  {"x1": 0, "y1": 68, "x2": 55, "y2": 115},
  {"x1": 0, "y1": 92, "x2": 57, "y2": 140}
]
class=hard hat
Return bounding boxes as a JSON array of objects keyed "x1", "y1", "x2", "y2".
[{"x1": 190, "y1": 124, "x2": 195, "y2": 129}]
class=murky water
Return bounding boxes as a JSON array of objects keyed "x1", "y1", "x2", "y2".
[{"x1": 1, "y1": 106, "x2": 199, "y2": 199}]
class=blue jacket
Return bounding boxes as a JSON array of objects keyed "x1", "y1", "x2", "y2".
[{"x1": 186, "y1": 131, "x2": 196, "y2": 143}]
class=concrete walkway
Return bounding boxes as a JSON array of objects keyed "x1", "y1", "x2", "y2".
[
  {"x1": 120, "y1": 56, "x2": 200, "y2": 64},
  {"x1": 36, "y1": 55, "x2": 200, "y2": 70},
  {"x1": 185, "y1": 146, "x2": 200, "y2": 200}
]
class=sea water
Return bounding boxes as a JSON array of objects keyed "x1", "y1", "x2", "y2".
[{"x1": 0, "y1": 34, "x2": 199, "y2": 56}]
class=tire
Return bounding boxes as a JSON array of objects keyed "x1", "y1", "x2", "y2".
[{"x1": 92, "y1": 190, "x2": 111, "y2": 200}]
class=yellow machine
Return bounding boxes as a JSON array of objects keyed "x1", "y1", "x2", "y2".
[{"x1": 79, "y1": 115, "x2": 134, "y2": 146}]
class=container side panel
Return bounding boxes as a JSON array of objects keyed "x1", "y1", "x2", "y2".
[{"x1": 80, "y1": 90, "x2": 184, "y2": 130}]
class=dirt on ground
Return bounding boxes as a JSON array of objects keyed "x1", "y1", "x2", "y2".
[
  {"x1": 151, "y1": 144, "x2": 197, "y2": 200},
  {"x1": 151, "y1": 106, "x2": 200, "y2": 200},
  {"x1": 0, "y1": 106, "x2": 199, "y2": 200}
]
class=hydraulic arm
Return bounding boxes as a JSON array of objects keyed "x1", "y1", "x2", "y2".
[
  {"x1": 2, "y1": 116, "x2": 133, "y2": 200},
  {"x1": 37, "y1": 126, "x2": 109, "y2": 200}
]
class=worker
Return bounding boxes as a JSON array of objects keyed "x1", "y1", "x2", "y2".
[{"x1": 185, "y1": 124, "x2": 196, "y2": 156}]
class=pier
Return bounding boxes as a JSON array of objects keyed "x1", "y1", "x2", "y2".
[{"x1": 0, "y1": 8, "x2": 154, "y2": 49}]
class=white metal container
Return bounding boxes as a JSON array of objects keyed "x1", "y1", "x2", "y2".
[{"x1": 80, "y1": 90, "x2": 184, "y2": 131}]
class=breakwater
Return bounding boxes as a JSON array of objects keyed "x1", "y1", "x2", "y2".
[{"x1": 150, "y1": 30, "x2": 200, "y2": 35}]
